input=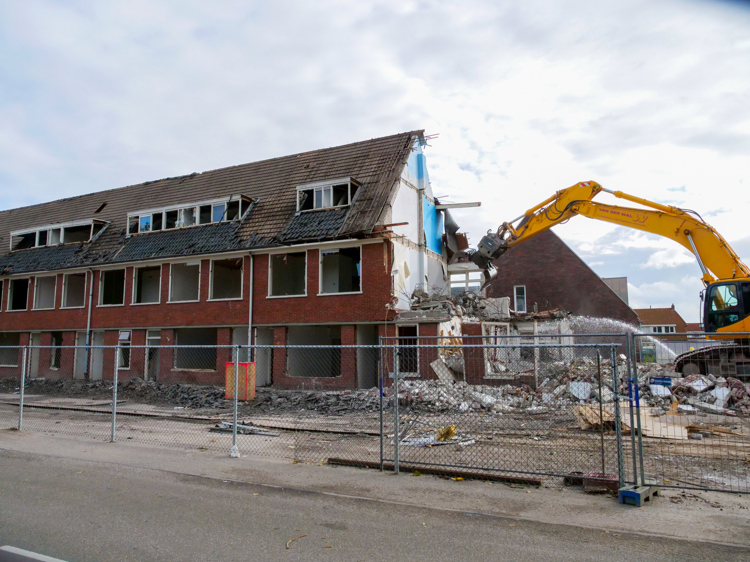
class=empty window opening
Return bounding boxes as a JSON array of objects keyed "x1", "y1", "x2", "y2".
[
  {"x1": 270, "y1": 252, "x2": 306, "y2": 296},
  {"x1": 63, "y1": 273, "x2": 87, "y2": 308},
  {"x1": 170, "y1": 262, "x2": 200, "y2": 302},
  {"x1": 174, "y1": 328, "x2": 217, "y2": 370},
  {"x1": 100, "y1": 270, "x2": 125, "y2": 306},
  {"x1": 50, "y1": 332, "x2": 63, "y2": 369},
  {"x1": 199, "y1": 205, "x2": 212, "y2": 225},
  {"x1": 134, "y1": 266, "x2": 161, "y2": 304},
  {"x1": 34, "y1": 276, "x2": 56, "y2": 310},
  {"x1": 0, "y1": 333, "x2": 20, "y2": 366},
  {"x1": 211, "y1": 259, "x2": 242, "y2": 300},
  {"x1": 64, "y1": 224, "x2": 92, "y2": 243},
  {"x1": 287, "y1": 326, "x2": 341, "y2": 378},
  {"x1": 320, "y1": 247, "x2": 361, "y2": 293},
  {"x1": 118, "y1": 331, "x2": 131, "y2": 370},
  {"x1": 226, "y1": 200, "x2": 240, "y2": 221},
  {"x1": 49, "y1": 228, "x2": 61, "y2": 245},
  {"x1": 180, "y1": 208, "x2": 196, "y2": 227},
  {"x1": 151, "y1": 212, "x2": 163, "y2": 231},
  {"x1": 8, "y1": 279, "x2": 29, "y2": 311},
  {"x1": 514, "y1": 285, "x2": 527, "y2": 314},
  {"x1": 11, "y1": 233, "x2": 36, "y2": 250},
  {"x1": 37, "y1": 230, "x2": 48, "y2": 246},
  {"x1": 397, "y1": 325, "x2": 419, "y2": 375},
  {"x1": 165, "y1": 210, "x2": 178, "y2": 229}
]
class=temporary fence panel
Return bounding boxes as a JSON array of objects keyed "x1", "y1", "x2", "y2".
[{"x1": 629, "y1": 332, "x2": 750, "y2": 493}]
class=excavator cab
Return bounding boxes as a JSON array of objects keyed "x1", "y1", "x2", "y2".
[{"x1": 704, "y1": 281, "x2": 750, "y2": 332}]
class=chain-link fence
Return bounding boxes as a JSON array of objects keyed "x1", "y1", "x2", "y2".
[{"x1": 0, "y1": 334, "x2": 748, "y2": 494}]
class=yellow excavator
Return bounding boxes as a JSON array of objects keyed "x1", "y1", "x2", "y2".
[{"x1": 469, "y1": 181, "x2": 750, "y2": 337}]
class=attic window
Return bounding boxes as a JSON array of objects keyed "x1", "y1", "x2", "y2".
[
  {"x1": 127, "y1": 195, "x2": 253, "y2": 235},
  {"x1": 10, "y1": 219, "x2": 105, "y2": 251},
  {"x1": 296, "y1": 178, "x2": 360, "y2": 212}
]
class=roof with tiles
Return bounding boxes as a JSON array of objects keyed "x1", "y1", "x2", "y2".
[
  {"x1": 633, "y1": 306, "x2": 687, "y2": 327},
  {"x1": 0, "y1": 130, "x2": 422, "y2": 275}
]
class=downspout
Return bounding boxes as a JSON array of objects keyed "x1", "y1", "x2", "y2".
[
  {"x1": 247, "y1": 254, "x2": 254, "y2": 362},
  {"x1": 84, "y1": 268, "x2": 95, "y2": 380}
]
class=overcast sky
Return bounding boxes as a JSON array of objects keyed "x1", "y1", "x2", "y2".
[{"x1": 1, "y1": 0, "x2": 749, "y2": 322}]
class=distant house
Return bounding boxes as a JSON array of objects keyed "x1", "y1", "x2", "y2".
[
  {"x1": 485, "y1": 230, "x2": 639, "y2": 326},
  {"x1": 634, "y1": 305, "x2": 688, "y2": 338}
]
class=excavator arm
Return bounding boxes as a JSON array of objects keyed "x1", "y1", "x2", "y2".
[{"x1": 471, "y1": 181, "x2": 750, "y2": 286}]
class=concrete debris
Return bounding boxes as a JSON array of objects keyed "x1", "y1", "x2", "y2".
[
  {"x1": 649, "y1": 384, "x2": 673, "y2": 398},
  {"x1": 568, "y1": 381, "x2": 592, "y2": 401},
  {"x1": 684, "y1": 375, "x2": 713, "y2": 393},
  {"x1": 211, "y1": 421, "x2": 279, "y2": 436}
]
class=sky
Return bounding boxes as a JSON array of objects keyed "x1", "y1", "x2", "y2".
[{"x1": 1, "y1": 0, "x2": 749, "y2": 322}]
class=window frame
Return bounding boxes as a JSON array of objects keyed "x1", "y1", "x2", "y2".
[
  {"x1": 513, "y1": 285, "x2": 527, "y2": 314},
  {"x1": 117, "y1": 330, "x2": 132, "y2": 370},
  {"x1": 267, "y1": 251, "x2": 308, "y2": 299},
  {"x1": 127, "y1": 195, "x2": 252, "y2": 235},
  {"x1": 97, "y1": 268, "x2": 127, "y2": 307},
  {"x1": 32, "y1": 275, "x2": 57, "y2": 311},
  {"x1": 132, "y1": 265, "x2": 163, "y2": 306},
  {"x1": 318, "y1": 245, "x2": 363, "y2": 296},
  {"x1": 208, "y1": 258, "x2": 244, "y2": 302},
  {"x1": 295, "y1": 178, "x2": 359, "y2": 212},
  {"x1": 7, "y1": 278, "x2": 30, "y2": 312},
  {"x1": 9, "y1": 219, "x2": 105, "y2": 251},
  {"x1": 0, "y1": 332, "x2": 20, "y2": 367},
  {"x1": 168, "y1": 261, "x2": 202, "y2": 304},
  {"x1": 61, "y1": 272, "x2": 88, "y2": 309}
]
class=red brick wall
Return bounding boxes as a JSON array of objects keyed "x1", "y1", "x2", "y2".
[{"x1": 486, "y1": 231, "x2": 639, "y2": 325}]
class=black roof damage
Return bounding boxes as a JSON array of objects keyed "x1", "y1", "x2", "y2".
[{"x1": 0, "y1": 131, "x2": 422, "y2": 275}]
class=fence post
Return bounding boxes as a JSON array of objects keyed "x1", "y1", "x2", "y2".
[
  {"x1": 378, "y1": 336, "x2": 384, "y2": 472},
  {"x1": 610, "y1": 347, "x2": 624, "y2": 489},
  {"x1": 111, "y1": 346, "x2": 119, "y2": 442},
  {"x1": 393, "y1": 344, "x2": 400, "y2": 475},
  {"x1": 626, "y1": 333, "x2": 639, "y2": 486},
  {"x1": 631, "y1": 337, "x2": 647, "y2": 486},
  {"x1": 18, "y1": 346, "x2": 27, "y2": 430},
  {"x1": 230, "y1": 345, "x2": 240, "y2": 458}
]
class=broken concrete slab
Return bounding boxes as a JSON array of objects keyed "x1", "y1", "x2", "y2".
[
  {"x1": 710, "y1": 387, "x2": 731, "y2": 408},
  {"x1": 568, "y1": 381, "x2": 592, "y2": 401},
  {"x1": 431, "y1": 358, "x2": 458, "y2": 383},
  {"x1": 650, "y1": 384, "x2": 673, "y2": 398}
]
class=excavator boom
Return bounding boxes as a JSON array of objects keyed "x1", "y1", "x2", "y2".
[{"x1": 470, "y1": 181, "x2": 750, "y2": 335}]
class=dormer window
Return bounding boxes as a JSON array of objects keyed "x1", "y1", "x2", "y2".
[
  {"x1": 127, "y1": 195, "x2": 254, "y2": 235},
  {"x1": 296, "y1": 178, "x2": 360, "y2": 212},
  {"x1": 10, "y1": 219, "x2": 106, "y2": 251}
]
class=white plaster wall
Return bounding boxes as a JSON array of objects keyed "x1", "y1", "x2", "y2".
[
  {"x1": 426, "y1": 254, "x2": 448, "y2": 292},
  {"x1": 391, "y1": 240, "x2": 424, "y2": 309},
  {"x1": 390, "y1": 181, "x2": 420, "y2": 244}
]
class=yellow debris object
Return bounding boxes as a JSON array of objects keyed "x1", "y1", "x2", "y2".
[{"x1": 436, "y1": 425, "x2": 456, "y2": 442}]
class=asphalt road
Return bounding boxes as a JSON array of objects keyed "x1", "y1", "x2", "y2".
[{"x1": 0, "y1": 450, "x2": 747, "y2": 562}]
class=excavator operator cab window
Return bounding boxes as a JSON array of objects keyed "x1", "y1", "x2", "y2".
[{"x1": 706, "y1": 283, "x2": 748, "y2": 331}]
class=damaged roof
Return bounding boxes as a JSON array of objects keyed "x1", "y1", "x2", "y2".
[{"x1": 0, "y1": 130, "x2": 422, "y2": 275}]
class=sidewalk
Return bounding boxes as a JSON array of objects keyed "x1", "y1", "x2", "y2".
[{"x1": 1, "y1": 428, "x2": 748, "y2": 547}]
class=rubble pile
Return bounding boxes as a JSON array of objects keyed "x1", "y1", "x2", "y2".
[
  {"x1": 0, "y1": 378, "x2": 228, "y2": 410},
  {"x1": 250, "y1": 387, "x2": 381, "y2": 415},
  {"x1": 642, "y1": 372, "x2": 750, "y2": 416}
]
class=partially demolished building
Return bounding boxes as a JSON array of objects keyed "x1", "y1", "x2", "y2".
[{"x1": 0, "y1": 131, "x2": 490, "y2": 388}]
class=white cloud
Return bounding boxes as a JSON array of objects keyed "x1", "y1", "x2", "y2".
[{"x1": 641, "y1": 247, "x2": 695, "y2": 270}]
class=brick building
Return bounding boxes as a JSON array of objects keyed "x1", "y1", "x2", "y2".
[
  {"x1": 0, "y1": 131, "x2": 460, "y2": 389},
  {"x1": 485, "y1": 230, "x2": 639, "y2": 325}
]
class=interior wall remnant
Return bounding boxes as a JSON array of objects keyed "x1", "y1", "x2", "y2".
[
  {"x1": 34, "y1": 276, "x2": 56, "y2": 309},
  {"x1": 63, "y1": 273, "x2": 86, "y2": 308},
  {"x1": 212, "y1": 258, "x2": 242, "y2": 299},
  {"x1": 9, "y1": 278, "x2": 29, "y2": 310},
  {"x1": 287, "y1": 325, "x2": 341, "y2": 378},
  {"x1": 135, "y1": 266, "x2": 161, "y2": 304},
  {"x1": 174, "y1": 328, "x2": 217, "y2": 370},
  {"x1": 356, "y1": 324, "x2": 378, "y2": 388},
  {"x1": 0, "y1": 333, "x2": 20, "y2": 366},
  {"x1": 170, "y1": 263, "x2": 200, "y2": 302},
  {"x1": 320, "y1": 247, "x2": 361, "y2": 293},
  {"x1": 100, "y1": 270, "x2": 125, "y2": 305},
  {"x1": 231, "y1": 327, "x2": 249, "y2": 363},
  {"x1": 254, "y1": 327, "x2": 274, "y2": 387},
  {"x1": 270, "y1": 252, "x2": 305, "y2": 296}
]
